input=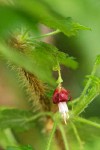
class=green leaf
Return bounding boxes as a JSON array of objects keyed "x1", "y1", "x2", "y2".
[
  {"x1": 0, "y1": 108, "x2": 52, "y2": 131},
  {"x1": 43, "y1": 17, "x2": 91, "y2": 36},
  {"x1": 0, "y1": 42, "x2": 55, "y2": 85},
  {"x1": 0, "y1": 1, "x2": 90, "y2": 38},
  {"x1": 30, "y1": 41, "x2": 78, "y2": 70},
  {"x1": 0, "y1": 108, "x2": 35, "y2": 131},
  {"x1": 0, "y1": 40, "x2": 77, "y2": 86},
  {"x1": 57, "y1": 52, "x2": 78, "y2": 69},
  {"x1": 15, "y1": 0, "x2": 90, "y2": 36}
]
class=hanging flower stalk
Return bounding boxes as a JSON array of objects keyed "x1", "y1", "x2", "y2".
[{"x1": 53, "y1": 62, "x2": 71, "y2": 124}]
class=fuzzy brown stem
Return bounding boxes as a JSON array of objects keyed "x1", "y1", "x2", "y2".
[
  {"x1": 20, "y1": 69, "x2": 51, "y2": 111},
  {"x1": 8, "y1": 35, "x2": 51, "y2": 111}
]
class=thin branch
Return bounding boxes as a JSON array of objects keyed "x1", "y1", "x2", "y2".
[
  {"x1": 73, "y1": 58, "x2": 100, "y2": 115},
  {"x1": 25, "y1": 112, "x2": 53, "y2": 123},
  {"x1": 29, "y1": 29, "x2": 60, "y2": 40},
  {"x1": 70, "y1": 122, "x2": 83, "y2": 150},
  {"x1": 59, "y1": 124, "x2": 69, "y2": 150},
  {"x1": 75, "y1": 117, "x2": 100, "y2": 129},
  {"x1": 73, "y1": 90, "x2": 99, "y2": 116},
  {"x1": 79, "y1": 62, "x2": 97, "y2": 100},
  {"x1": 69, "y1": 56, "x2": 100, "y2": 116},
  {"x1": 56, "y1": 60, "x2": 63, "y2": 85},
  {"x1": 71, "y1": 62, "x2": 97, "y2": 107},
  {"x1": 45, "y1": 120, "x2": 57, "y2": 150},
  {"x1": 68, "y1": 98, "x2": 79, "y2": 105}
]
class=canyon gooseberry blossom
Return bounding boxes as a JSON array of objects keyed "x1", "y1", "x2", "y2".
[{"x1": 52, "y1": 86, "x2": 71, "y2": 124}]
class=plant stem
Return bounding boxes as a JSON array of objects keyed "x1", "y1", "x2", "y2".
[
  {"x1": 73, "y1": 89, "x2": 99, "y2": 116},
  {"x1": 30, "y1": 29, "x2": 60, "y2": 40},
  {"x1": 79, "y1": 62, "x2": 97, "y2": 101},
  {"x1": 45, "y1": 121, "x2": 57, "y2": 150},
  {"x1": 73, "y1": 60, "x2": 99, "y2": 116},
  {"x1": 25, "y1": 112, "x2": 53, "y2": 123},
  {"x1": 68, "y1": 98, "x2": 79, "y2": 105},
  {"x1": 75, "y1": 117, "x2": 100, "y2": 129},
  {"x1": 59, "y1": 124, "x2": 69, "y2": 150},
  {"x1": 70, "y1": 122, "x2": 83, "y2": 150},
  {"x1": 56, "y1": 60, "x2": 63, "y2": 85},
  {"x1": 70, "y1": 61, "x2": 97, "y2": 107}
]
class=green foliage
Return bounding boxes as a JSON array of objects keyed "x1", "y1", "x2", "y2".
[
  {"x1": 30, "y1": 41, "x2": 78, "y2": 69},
  {"x1": 0, "y1": 108, "x2": 35, "y2": 131},
  {"x1": 75, "y1": 118, "x2": 100, "y2": 146},
  {"x1": 0, "y1": 128, "x2": 18, "y2": 149},
  {"x1": 85, "y1": 75, "x2": 100, "y2": 90},
  {"x1": 7, "y1": 145, "x2": 33, "y2": 150},
  {"x1": 0, "y1": 42, "x2": 55, "y2": 85},
  {"x1": 0, "y1": 0, "x2": 90, "y2": 37},
  {"x1": 43, "y1": 17, "x2": 91, "y2": 36},
  {"x1": 64, "y1": 119, "x2": 100, "y2": 150},
  {"x1": 75, "y1": 117, "x2": 100, "y2": 129},
  {"x1": 0, "y1": 0, "x2": 89, "y2": 86},
  {"x1": 59, "y1": 124, "x2": 69, "y2": 150},
  {"x1": 96, "y1": 54, "x2": 100, "y2": 65},
  {"x1": 0, "y1": 40, "x2": 78, "y2": 85},
  {"x1": 0, "y1": 107, "x2": 53, "y2": 131},
  {"x1": 0, "y1": 6, "x2": 37, "y2": 37},
  {"x1": 0, "y1": 1, "x2": 99, "y2": 150},
  {"x1": 73, "y1": 57, "x2": 100, "y2": 115}
]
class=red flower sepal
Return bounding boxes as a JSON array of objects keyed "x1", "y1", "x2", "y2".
[{"x1": 52, "y1": 86, "x2": 71, "y2": 124}]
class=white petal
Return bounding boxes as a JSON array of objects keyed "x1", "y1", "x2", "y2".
[
  {"x1": 58, "y1": 102, "x2": 69, "y2": 124},
  {"x1": 58, "y1": 102, "x2": 68, "y2": 113}
]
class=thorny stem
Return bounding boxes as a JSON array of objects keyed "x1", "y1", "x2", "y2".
[
  {"x1": 73, "y1": 88, "x2": 99, "y2": 116},
  {"x1": 73, "y1": 60, "x2": 99, "y2": 116},
  {"x1": 69, "y1": 61, "x2": 98, "y2": 107},
  {"x1": 71, "y1": 122, "x2": 83, "y2": 150},
  {"x1": 59, "y1": 124, "x2": 69, "y2": 150},
  {"x1": 75, "y1": 117, "x2": 100, "y2": 129},
  {"x1": 29, "y1": 29, "x2": 60, "y2": 40},
  {"x1": 79, "y1": 62, "x2": 97, "y2": 101}
]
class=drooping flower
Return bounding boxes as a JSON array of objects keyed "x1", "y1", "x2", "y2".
[{"x1": 52, "y1": 86, "x2": 71, "y2": 124}]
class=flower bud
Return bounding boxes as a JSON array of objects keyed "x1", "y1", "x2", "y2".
[
  {"x1": 52, "y1": 86, "x2": 71, "y2": 124},
  {"x1": 52, "y1": 87, "x2": 70, "y2": 104}
]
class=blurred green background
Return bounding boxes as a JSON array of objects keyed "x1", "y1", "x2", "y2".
[{"x1": 0, "y1": 0, "x2": 100, "y2": 150}]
